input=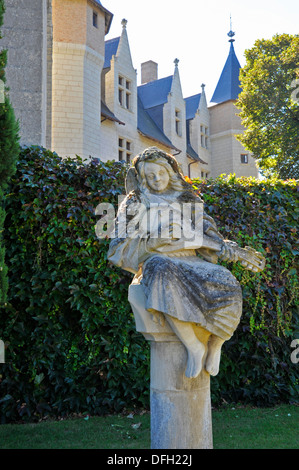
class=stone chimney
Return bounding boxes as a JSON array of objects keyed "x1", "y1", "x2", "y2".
[{"x1": 141, "y1": 60, "x2": 158, "y2": 84}]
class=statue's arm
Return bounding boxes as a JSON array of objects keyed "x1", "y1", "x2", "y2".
[
  {"x1": 200, "y1": 212, "x2": 265, "y2": 272},
  {"x1": 107, "y1": 193, "x2": 147, "y2": 274}
]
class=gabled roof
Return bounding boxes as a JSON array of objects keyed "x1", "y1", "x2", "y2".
[
  {"x1": 137, "y1": 95, "x2": 179, "y2": 152},
  {"x1": 137, "y1": 76, "x2": 173, "y2": 109},
  {"x1": 186, "y1": 143, "x2": 207, "y2": 164},
  {"x1": 89, "y1": 0, "x2": 113, "y2": 34},
  {"x1": 185, "y1": 93, "x2": 201, "y2": 120},
  {"x1": 101, "y1": 100, "x2": 125, "y2": 125},
  {"x1": 210, "y1": 42, "x2": 241, "y2": 104},
  {"x1": 104, "y1": 37, "x2": 120, "y2": 69}
]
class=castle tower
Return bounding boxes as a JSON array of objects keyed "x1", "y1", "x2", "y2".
[
  {"x1": 51, "y1": 0, "x2": 112, "y2": 159},
  {"x1": 209, "y1": 26, "x2": 258, "y2": 178}
]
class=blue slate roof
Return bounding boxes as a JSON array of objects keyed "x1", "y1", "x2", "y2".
[
  {"x1": 101, "y1": 100, "x2": 124, "y2": 125},
  {"x1": 104, "y1": 37, "x2": 120, "y2": 69},
  {"x1": 137, "y1": 76, "x2": 173, "y2": 109},
  {"x1": 185, "y1": 94, "x2": 201, "y2": 120},
  {"x1": 186, "y1": 143, "x2": 202, "y2": 162},
  {"x1": 137, "y1": 95, "x2": 179, "y2": 151},
  {"x1": 211, "y1": 42, "x2": 241, "y2": 104}
]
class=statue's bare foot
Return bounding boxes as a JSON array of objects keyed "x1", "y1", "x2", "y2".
[
  {"x1": 150, "y1": 310, "x2": 165, "y2": 327},
  {"x1": 185, "y1": 340, "x2": 206, "y2": 378},
  {"x1": 205, "y1": 335, "x2": 225, "y2": 376},
  {"x1": 163, "y1": 314, "x2": 206, "y2": 379}
]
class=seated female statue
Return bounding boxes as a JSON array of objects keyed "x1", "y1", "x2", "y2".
[{"x1": 108, "y1": 147, "x2": 265, "y2": 378}]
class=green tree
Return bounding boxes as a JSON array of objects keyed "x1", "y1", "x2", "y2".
[
  {"x1": 0, "y1": 0, "x2": 19, "y2": 304},
  {"x1": 236, "y1": 34, "x2": 299, "y2": 179}
]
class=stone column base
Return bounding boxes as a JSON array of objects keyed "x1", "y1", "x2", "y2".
[{"x1": 128, "y1": 281, "x2": 213, "y2": 449}]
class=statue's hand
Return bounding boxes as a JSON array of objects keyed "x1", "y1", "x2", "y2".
[
  {"x1": 219, "y1": 241, "x2": 266, "y2": 272},
  {"x1": 239, "y1": 248, "x2": 266, "y2": 272}
]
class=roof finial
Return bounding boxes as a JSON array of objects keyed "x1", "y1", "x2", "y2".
[
  {"x1": 174, "y1": 58, "x2": 179, "y2": 68},
  {"x1": 121, "y1": 18, "x2": 127, "y2": 29},
  {"x1": 227, "y1": 14, "x2": 235, "y2": 43}
]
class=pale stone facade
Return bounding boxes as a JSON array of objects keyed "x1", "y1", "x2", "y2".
[
  {"x1": 101, "y1": 20, "x2": 138, "y2": 161},
  {"x1": 162, "y1": 62, "x2": 187, "y2": 170},
  {"x1": 1, "y1": 0, "x2": 52, "y2": 148},
  {"x1": 209, "y1": 100, "x2": 258, "y2": 178},
  {"x1": 1, "y1": 0, "x2": 258, "y2": 178},
  {"x1": 51, "y1": 0, "x2": 106, "y2": 159}
]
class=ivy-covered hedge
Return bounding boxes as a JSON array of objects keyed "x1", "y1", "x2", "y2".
[
  {"x1": 0, "y1": 147, "x2": 298, "y2": 423},
  {"x1": 192, "y1": 175, "x2": 298, "y2": 407}
]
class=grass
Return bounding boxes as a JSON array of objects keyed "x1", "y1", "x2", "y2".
[{"x1": 0, "y1": 405, "x2": 298, "y2": 449}]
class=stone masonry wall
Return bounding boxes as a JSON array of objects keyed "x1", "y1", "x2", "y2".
[
  {"x1": 209, "y1": 101, "x2": 258, "y2": 178},
  {"x1": 52, "y1": 0, "x2": 105, "y2": 159},
  {"x1": 1, "y1": 0, "x2": 51, "y2": 147}
]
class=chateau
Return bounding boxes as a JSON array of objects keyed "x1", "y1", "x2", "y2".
[{"x1": 1, "y1": 0, "x2": 258, "y2": 179}]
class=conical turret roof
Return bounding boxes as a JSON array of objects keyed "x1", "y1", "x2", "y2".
[{"x1": 211, "y1": 38, "x2": 241, "y2": 104}]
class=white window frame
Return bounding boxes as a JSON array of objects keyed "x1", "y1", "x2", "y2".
[
  {"x1": 200, "y1": 125, "x2": 208, "y2": 148},
  {"x1": 118, "y1": 75, "x2": 131, "y2": 111},
  {"x1": 118, "y1": 137, "x2": 132, "y2": 163},
  {"x1": 240, "y1": 154, "x2": 249, "y2": 164},
  {"x1": 175, "y1": 109, "x2": 182, "y2": 136}
]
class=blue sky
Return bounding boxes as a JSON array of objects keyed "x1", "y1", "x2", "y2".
[{"x1": 104, "y1": 0, "x2": 299, "y2": 102}]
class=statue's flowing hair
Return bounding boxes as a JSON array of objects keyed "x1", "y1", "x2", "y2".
[
  {"x1": 131, "y1": 147, "x2": 202, "y2": 207},
  {"x1": 133, "y1": 147, "x2": 187, "y2": 190},
  {"x1": 137, "y1": 159, "x2": 184, "y2": 191}
]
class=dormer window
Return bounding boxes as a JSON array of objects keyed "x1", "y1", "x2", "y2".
[
  {"x1": 93, "y1": 12, "x2": 98, "y2": 28},
  {"x1": 175, "y1": 109, "x2": 182, "y2": 136},
  {"x1": 200, "y1": 125, "x2": 208, "y2": 148},
  {"x1": 118, "y1": 75, "x2": 131, "y2": 110},
  {"x1": 118, "y1": 137, "x2": 132, "y2": 163}
]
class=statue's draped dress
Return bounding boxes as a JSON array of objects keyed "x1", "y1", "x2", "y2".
[{"x1": 108, "y1": 190, "x2": 242, "y2": 341}]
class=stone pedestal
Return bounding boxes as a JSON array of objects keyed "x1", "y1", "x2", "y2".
[{"x1": 128, "y1": 281, "x2": 213, "y2": 449}]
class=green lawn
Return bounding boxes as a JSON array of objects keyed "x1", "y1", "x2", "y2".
[{"x1": 0, "y1": 405, "x2": 298, "y2": 449}]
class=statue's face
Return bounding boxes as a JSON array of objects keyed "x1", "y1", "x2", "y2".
[{"x1": 144, "y1": 161, "x2": 170, "y2": 192}]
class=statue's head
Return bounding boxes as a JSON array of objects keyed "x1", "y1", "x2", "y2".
[{"x1": 131, "y1": 147, "x2": 186, "y2": 193}]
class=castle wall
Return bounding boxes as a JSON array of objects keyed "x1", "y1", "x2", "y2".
[
  {"x1": 1, "y1": 1, "x2": 258, "y2": 178},
  {"x1": 209, "y1": 101, "x2": 258, "y2": 178},
  {"x1": 1, "y1": 0, "x2": 51, "y2": 147},
  {"x1": 52, "y1": 0, "x2": 105, "y2": 159},
  {"x1": 163, "y1": 69, "x2": 187, "y2": 174},
  {"x1": 101, "y1": 23, "x2": 138, "y2": 164},
  {"x1": 52, "y1": 0, "x2": 86, "y2": 45}
]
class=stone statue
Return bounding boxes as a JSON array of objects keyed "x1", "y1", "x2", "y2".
[{"x1": 107, "y1": 147, "x2": 265, "y2": 379}]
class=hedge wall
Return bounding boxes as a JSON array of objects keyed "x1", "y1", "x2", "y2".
[{"x1": 0, "y1": 147, "x2": 298, "y2": 423}]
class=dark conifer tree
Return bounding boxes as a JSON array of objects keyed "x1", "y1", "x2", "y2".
[{"x1": 0, "y1": 0, "x2": 19, "y2": 304}]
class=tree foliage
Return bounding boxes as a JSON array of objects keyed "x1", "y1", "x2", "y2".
[
  {"x1": 236, "y1": 34, "x2": 299, "y2": 179},
  {"x1": 0, "y1": 0, "x2": 20, "y2": 304},
  {"x1": 0, "y1": 147, "x2": 297, "y2": 423}
]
